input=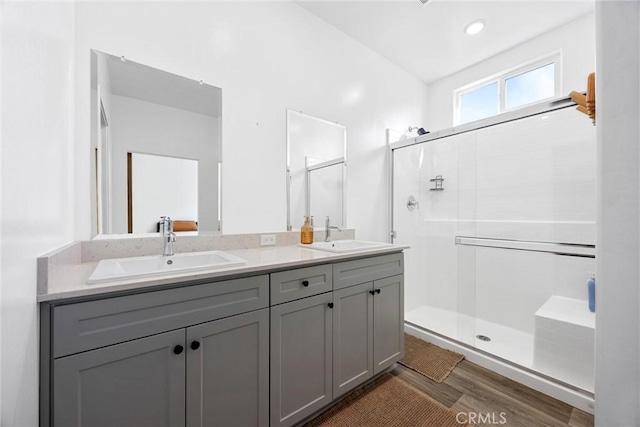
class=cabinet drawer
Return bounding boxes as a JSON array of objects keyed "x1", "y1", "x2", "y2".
[
  {"x1": 333, "y1": 253, "x2": 403, "y2": 290},
  {"x1": 52, "y1": 275, "x2": 268, "y2": 358},
  {"x1": 270, "y1": 264, "x2": 332, "y2": 305}
]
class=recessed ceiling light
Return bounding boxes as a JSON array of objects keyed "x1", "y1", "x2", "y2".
[{"x1": 464, "y1": 20, "x2": 485, "y2": 36}]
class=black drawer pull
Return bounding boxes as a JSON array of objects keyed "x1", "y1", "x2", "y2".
[
  {"x1": 375, "y1": 289, "x2": 381, "y2": 294},
  {"x1": 191, "y1": 341, "x2": 201, "y2": 350},
  {"x1": 173, "y1": 345, "x2": 184, "y2": 355},
  {"x1": 302, "y1": 280, "x2": 310, "y2": 287},
  {"x1": 369, "y1": 290, "x2": 375, "y2": 295},
  {"x1": 328, "y1": 303, "x2": 334, "y2": 309}
]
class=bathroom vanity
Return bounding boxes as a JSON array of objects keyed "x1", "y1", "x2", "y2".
[{"x1": 39, "y1": 243, "x2": 404, "y2": 427}]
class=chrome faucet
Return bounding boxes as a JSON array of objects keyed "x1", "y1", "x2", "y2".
[
  {"x1": 325, "y1": 216, "x2": 342, "y2": 242},
  {"x1": 159, "y1": 216, "x2": 177, "y2": 256}
]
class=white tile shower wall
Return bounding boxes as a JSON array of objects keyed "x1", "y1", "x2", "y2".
[
  {"x1": 74, "y1": 1, "x2": 429, "y2": 240},
  {"x1": 418, "y1": 133, "x2": 469, "y2": 315},
  {"x1": 426, "y1": 12, "x2": 595, "y2": 130},
  {"x1": 470, "y1": 108, "x2": 596, "y2": 334},
  {"x1": 474, "y1": 109, "x2": 596, "y2": 238},
  {"x1": 1, "y1": 2, "x2": 76, "y2": 425}
]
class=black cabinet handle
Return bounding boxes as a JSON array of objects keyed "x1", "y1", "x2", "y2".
[
  {"x1": 302, "y1": 280, "x2": 310, "y2": 287},
  {"x1": 375, "y1": 289, "x2": 381, "y2": 294},
  {"x1": 369, "y1": 290, "x2": 375, "y2": 295},
  {"x1": 173, "y1": 345, "x2": 184, "y2": 355},
  {"x1": 328, "y1": 303, "x2": 334, "y2": 309},
  {"x1": 191, "y1": 341, "x2": 201, "y2": 350}
]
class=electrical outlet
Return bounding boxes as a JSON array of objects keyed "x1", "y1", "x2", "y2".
[{"x1": 260, "y1": 234, "x2": 276, "y2": 246}]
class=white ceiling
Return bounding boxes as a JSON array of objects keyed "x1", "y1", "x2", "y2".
[
  {"x1": 296, "y1": 0, "x2": 594, "y2": 84},
  {"x1": 106, "y1": 54, "x2": 222, "y2": 117}
]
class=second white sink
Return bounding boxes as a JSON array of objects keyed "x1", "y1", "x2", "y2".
[
  {"x1": 87, "y1": 250, "x2": 247, "y2": 284},
  {"x1": 300, "y1": 240, "x2": 390, "y2": 253}
]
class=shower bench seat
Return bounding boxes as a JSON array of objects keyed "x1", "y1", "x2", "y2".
[{"x1": 533, "y1": 296, "x2": 595, "y2": 392}]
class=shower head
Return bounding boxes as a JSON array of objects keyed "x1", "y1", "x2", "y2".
[{"x1": 408, "y1": 126, "x2": 429, "y2": 136}]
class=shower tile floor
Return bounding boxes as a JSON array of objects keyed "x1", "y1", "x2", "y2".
[{"x1": 405, "y1": 304, "x2": 593, "y2": 392}]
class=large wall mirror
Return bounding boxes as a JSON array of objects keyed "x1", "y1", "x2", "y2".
[
  {"x1": 90, "y1": 50, "x2": 222, "y2": 236},
  {"x1": 287, "y1": 110, "x2": 346, "y2": 231}
]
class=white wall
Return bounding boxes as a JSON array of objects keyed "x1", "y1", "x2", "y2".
[
  {"x1": 595, "y1": 1, "x2": 640, "y2": 425},
  {"x1": 1, "y1": 2, "x2": 76, "y2": 425},
  {"x1": 426, "y1": 12, "x2": 596, "y2": 130},
  {"x1": 73, "y1": 1, "x2": 429, "y2": 241},
  {"x1": 109, "y1": 95, "x2": 218, "y2": 234}
]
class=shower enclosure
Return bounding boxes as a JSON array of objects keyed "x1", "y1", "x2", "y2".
[{"x1": 391, "y1": 99, "x2": 596, "y2": 397}]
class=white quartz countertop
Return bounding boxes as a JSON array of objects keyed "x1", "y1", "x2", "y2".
[{"x1": 38, "y1": 244, "x2": 408, "y2": 303}]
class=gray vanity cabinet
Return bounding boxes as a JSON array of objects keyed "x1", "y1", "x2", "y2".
[
  {"x1": 44, "y1": 275, "x2": 270, "y2": 427},
  {"x1": 332, "y1": 282, "x2": 374, "y2": 398},
  {"x1": 186, "y1": 308, "x2": 269, "y2": 427},
  {"x1": 43, "y1": 252, "x2": 405, "y2": 427},
  {"x1": 270, "y1": 292, "x2": 334, "y2": 427},
  {"x1": 332, "y1": 275, "x2": 405, "y2": 397},
  {"x1": 54, "y1": 329, "x2": 186, "y2": 427},
  {"x1": 270, "y1": 254, "x2": 404, "y2": 426},
  {"x1": 53, "y1": 308, "x2": 270, "y2": 427},
  {"x1": 373, "y1": 274, "x2": 404, "y2": 374},
  {"x1": 332, "y1": 253, "x2": 405, "y2": 395}
]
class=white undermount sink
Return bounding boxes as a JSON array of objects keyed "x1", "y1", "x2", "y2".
[
  {"x1": 87, "y1": 250, "x2": 247, "y2": 284},
  {"x1": 300, "y1": 240, "x2": 391, "y2": 253}
]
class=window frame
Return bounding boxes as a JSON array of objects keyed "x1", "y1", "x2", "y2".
[{"x1": 454, "y1": 51, "x2": 562, "y2": 126}]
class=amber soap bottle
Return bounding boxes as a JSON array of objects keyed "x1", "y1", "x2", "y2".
[{"x1": 300, "y1": 216, "x2": 314, "y2": 244}]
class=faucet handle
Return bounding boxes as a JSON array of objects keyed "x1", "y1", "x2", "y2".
[{"x1": 159, "y1": 216, "x2": 174, "y2": 233}]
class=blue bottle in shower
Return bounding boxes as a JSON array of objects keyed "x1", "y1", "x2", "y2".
[{"x1": 587, "y1": 274, "x2": 596, "y2": 312}]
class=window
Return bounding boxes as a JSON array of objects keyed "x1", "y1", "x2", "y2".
[
  {"x1": 459, "y1": 81, "x2": 498, "y2": 124},
  {"x1": 455, "y1": 53, "x2": 560, "y2": 125}
]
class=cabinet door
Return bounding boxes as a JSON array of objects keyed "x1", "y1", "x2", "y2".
[
  {"x1": 270, "y1": 293, "x2": 333, "y2": 427},
  {"x1": 373, "y1": 274, "x2": 404, "y2": 375},
  {"x1": 186, "y1": 308, "x2": 269, "y2": 427},
  {"x1": 54, "y1": 329, "x2": 186, "y2": 427},
  {"x1": 333, "y1": 282, "x2": 374, "y2": 398}
]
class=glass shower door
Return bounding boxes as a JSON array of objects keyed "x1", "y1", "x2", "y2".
[
  {"x1": 393, "y1": 132, "x2": 476, "y2": 344},
  {"x1": 393, "y1": 104, "x2": 596, "y2": 394},
  {"x1": 465, "y1": 108, "x2": 596, "y2": 392}
]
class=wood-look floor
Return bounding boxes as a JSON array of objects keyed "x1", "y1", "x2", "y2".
[{"x1": 390, "y1": 361, "x2": 594, "y2": 427}]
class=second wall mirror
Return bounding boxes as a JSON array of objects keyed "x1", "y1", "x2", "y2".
[{"x1": 286, "y1": 110, "x2": 347, "y2": 231}]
